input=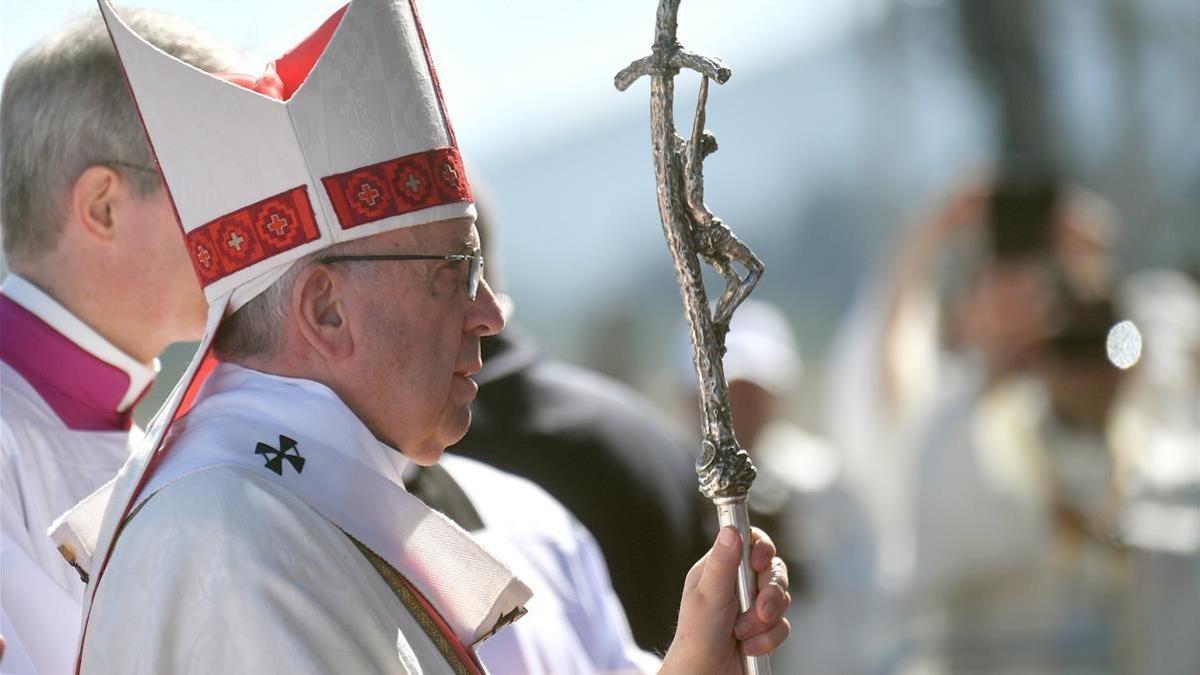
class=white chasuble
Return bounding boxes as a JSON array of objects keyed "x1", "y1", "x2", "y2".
[{"x1": 69, "y1": 364, "x2": 529, "y2": 674}]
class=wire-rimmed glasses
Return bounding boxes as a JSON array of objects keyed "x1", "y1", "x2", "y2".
[{"x1": 319, "y1": 247, "x2": 484, "y2": 301}]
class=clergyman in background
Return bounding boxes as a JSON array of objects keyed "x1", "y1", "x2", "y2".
[{"x1": 0, "y1": 12, "x2": 238, "y2": 672}]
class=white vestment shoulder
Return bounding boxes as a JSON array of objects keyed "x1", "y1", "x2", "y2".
[{"x1": 83, "y1": 466, "x2": 459, "y2": 675}]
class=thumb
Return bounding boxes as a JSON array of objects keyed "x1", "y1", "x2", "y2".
[{"x1": 696, "y1": 526, "x2": 743, "y2": 608}]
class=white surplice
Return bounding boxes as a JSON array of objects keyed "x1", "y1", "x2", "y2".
[
  {"x1": 75, "y1": 363, "x2": 530, "y2": 674},
  {"x1": 0, "y1": 275, "x2": 155, "y2": 675}
]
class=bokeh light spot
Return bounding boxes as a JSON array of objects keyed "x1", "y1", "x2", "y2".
[{"x1": 1106, "y1": 320, "x2": 1142, "y2": 370}]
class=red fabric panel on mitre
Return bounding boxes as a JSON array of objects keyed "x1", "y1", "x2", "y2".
[
  {"x1": 214, "y1": 4, "x2": 347, "y2": 101},
  {"x1": 275, "y1": 4, "x2": 348, "y2": 99}
]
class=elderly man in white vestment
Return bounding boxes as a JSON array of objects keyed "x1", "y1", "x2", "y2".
[
  {"x1": 2, "y1": 11, "x2": 655, "y2": 675},
  {"x1": 59, "y1": 2, "x2": 791, "y2": 674},
  {"x1": 0, "y1": 12, "x2": 239, "y2": 673}
]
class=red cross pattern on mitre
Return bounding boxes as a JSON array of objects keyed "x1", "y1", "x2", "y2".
[
  {"x1": 323, "y1": 147, "x2": 472, "y2": 230},
  {"x1": 185, "y1": 187, "x2": 321, "y2": 286}
]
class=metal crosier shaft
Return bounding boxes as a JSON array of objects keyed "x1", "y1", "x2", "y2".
[{"x1": 615, "y1": 2, "x2": 768, "y2": 673}]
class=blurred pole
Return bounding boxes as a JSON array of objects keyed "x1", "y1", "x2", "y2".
[
  {"x1": 1101, "y1": 0, "x2": 1156, "y2": 265},
  {"x1": 956, "y1": 0, "x2": 1060, "y2": 174}
]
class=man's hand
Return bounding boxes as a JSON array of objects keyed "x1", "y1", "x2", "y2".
[{"x1": 660, "y1": 526, "x2": 790, "y2": 674}]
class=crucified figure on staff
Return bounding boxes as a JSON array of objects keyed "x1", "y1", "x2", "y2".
[{"x1": 682, "y1": 75, "x2": 763, "y2": 339}]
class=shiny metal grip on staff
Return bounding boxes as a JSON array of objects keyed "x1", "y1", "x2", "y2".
[{"x1": 614, "y1": 1, "x2": 768, "y2": 673}]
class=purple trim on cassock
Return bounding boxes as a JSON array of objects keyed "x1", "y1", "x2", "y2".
[{"x1": 0, "y1": 294, "x2": 143, "y2": 431}]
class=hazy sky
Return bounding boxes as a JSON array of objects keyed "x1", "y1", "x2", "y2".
[{"x1": 1, "y1": 0, "x2": 875, "y2": 159}]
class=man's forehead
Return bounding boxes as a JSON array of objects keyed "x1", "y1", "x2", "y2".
[{"x1": 357, "y1": 218, "x2": 477, "y2": 252}]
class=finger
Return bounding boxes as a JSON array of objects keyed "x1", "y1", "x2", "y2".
[
  {"x1": 695, "y1": 526, "x2": 742, "y2": 607},
  {"x1": 748, "y1": 527, "x2": 776, "y2": 572},
  {"x1": 735, "y1": 596, "x2": 791, "y2": 640},
  {"x1": 733, "y1": 556, "x2": 789, "y2": 638},
  {"x1": 734, "y1": 595, "x2": 788, "y2": 641},
  {"x1": 741, "y1": 618, "x2": 791, "y2": 657},
  {"x1": 756, "y1": 555, "x2": 789, "y2": 622}
]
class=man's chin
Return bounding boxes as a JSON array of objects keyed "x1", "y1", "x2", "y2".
[{"x1": 437, "y1": 408, "x2": 472, "y2": 453}]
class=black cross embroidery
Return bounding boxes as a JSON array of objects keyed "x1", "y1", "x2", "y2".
[{"x1": 255, "y1": 435, "x2": 305, "y2": 476}]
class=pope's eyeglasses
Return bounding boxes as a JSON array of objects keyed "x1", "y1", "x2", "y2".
[{"x1": 319, "y1": 247, "x2": 484, "y2": 301}]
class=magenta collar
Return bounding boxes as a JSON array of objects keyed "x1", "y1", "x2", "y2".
[{"x1": 1, "y1": 277, "x2": 156, "y2": 431}]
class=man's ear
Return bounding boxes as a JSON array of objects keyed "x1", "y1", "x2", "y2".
[
  {"x1": 71, "y1": 166, "x2": 123, "y2": 243},
  {"x1": 293, "y1": 265, "x2": 354, "y2": 360}
]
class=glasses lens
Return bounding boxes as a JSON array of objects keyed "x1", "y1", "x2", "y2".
[{"x1": 468, "y1": 249, "x2": 483, "y2": 301}]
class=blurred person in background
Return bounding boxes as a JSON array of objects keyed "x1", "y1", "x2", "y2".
[
  {"x1": 451, "y1": 194, "x2": 713, "y2": 653},
  {"x1": 820, "y1": 147, "x2": 1198, "y2": 675},
  {"x1": 675, "y1": 299, "x2": 886, "y2": 675},
  {"x1": 889, "y1": 174, "x2": 1148, "y2": 674},
  {"x1": 823, "y1": 180, "x2": 998, "y2": 639},
  {"x1": 0, "y1": 13, "x2": 238, "y2": 672}
]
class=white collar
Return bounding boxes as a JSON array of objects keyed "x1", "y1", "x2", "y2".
[
  {"x1": 202, "y1": 363, "x2": 413, "y2": 488},
  {"x1": 2, "y1": 274, "x2": 159, "y2": 412}
]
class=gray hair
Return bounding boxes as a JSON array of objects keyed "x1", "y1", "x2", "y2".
[
  {"x1": 214, "y1": 241, "x2": 371, "y2": 361},
  {"x1": 1, "y1": 9, "x2": 241, "y2": 262}
]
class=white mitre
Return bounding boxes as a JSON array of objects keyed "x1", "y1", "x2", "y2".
[{"x1": 105, "y1": 0, "x2": 475, "y2": 312}]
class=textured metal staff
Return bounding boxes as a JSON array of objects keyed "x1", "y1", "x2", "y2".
[{"x1": 615, "y1": 2, "x2": 768, "y2": 673}]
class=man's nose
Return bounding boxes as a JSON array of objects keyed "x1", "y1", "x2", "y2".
[{"x1": 467, "y1": 277, "x2": 506, "y2": 337}]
